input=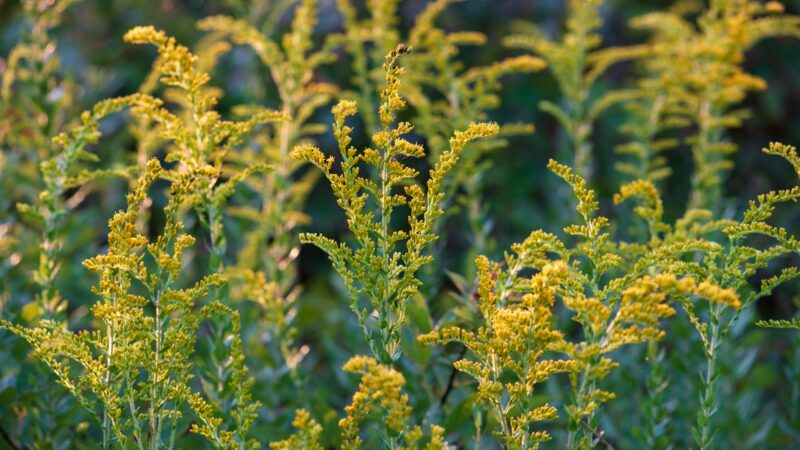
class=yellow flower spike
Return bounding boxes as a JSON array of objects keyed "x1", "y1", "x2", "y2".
[
  {"x1": 269, "y1": 409, "x2": 324, "y2": 450},
  {"x1": 614, "y1": 179, "x2": 665, "y2": 233},
  {"x1": 378, "y1": 43, "x2": 411, "y2": 129},
  {"x1": 339, "y1": 355, "x2": 434, "y2": 449},
  {"x1": 333, "y1": 99, "x2": 359, "y2": 124},
  {"x1": 421, "y1": 244, "x2": 574, "y2": 448}
]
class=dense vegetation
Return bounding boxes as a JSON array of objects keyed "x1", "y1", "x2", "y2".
[{"x1": 1, "y1": 0, "x2": 800, "y2": 448}]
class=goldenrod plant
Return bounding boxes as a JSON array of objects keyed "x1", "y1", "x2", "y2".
[
  {"x1": 4, "y1": 94, "x2": 142, "y2": 449},
  {"x1": 337, "y1": 0, "x2": 543, "y2": 272},
  {"x1": 0, "y1": 0, "x2": 79, "y2": 168},
  {"x1": 504, "y1": 0, "x2": 647, "y2": 180},
  {"x1": 434, "y1": 159, "x2": 740, "y2": 449},
  {"x1": 197, "y1": 0, "x2": 336, "y2": 395},
  {"x1": 4, "y1": 159, "x2": 258, "y2": 449},
  {"x1": 611, "y1": 2, "x2": 800, "y2": 447},
  {"x1": 419, "y1": 159, "x2": 742, "y2": 449},
  {"x1": 684, "y1": 142, "x2": 800, "y2": 449},
  {"x1": 337, "y1": 355, "x2": 447, "y2": 449},
  {"x1": 122, "y1": 25, "x2": 281, "y2": 273},
  {"x1": 607, "y1": 140, "x2": 800, "y2": 449},
  {"x1": 0, "y1": 3, "x2": 141, "y2": 444},
  {"x1": 273, "y1": 356, "x2": 447, "y2": 449},
  {"x1": 268, "y1": 408, "x2": 324, "y2": 450},
  {"x1": 295, "y1": 44, "x2": 498, "y2": 364},
  {"x1": 2, "y1": 0, "x2": 800, "y2": 448},
  {"x1": 630, "y1": 1, "x2": 800, "y2": 210},
  {"x1": 1, "y1": 0, "x2": 87, "y2": 321},
  {"x1": 3, "y1": 21, "x2": 279, "y2": 447},
  {"x1": 121, "y1": 25, "x2": 285, "y2": 440},
  {"x1": 419, "y1": 254, "x2": 578, "y2": 449}
]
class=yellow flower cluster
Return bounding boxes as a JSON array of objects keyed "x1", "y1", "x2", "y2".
[
  {"x1": 5, "y1": 159, "x2": 259, "y2": 448},
  {"x1": 420, "y1": 256, "x2": 576, "y2": 449},
  {"x1": 3, "y1": 25, "x2": 270, "y2": 448},
  {"x1": 269, "y1": 409, "x2": 324, "y2": 450},
  {"x1": 420, "y1": 150, "x2": 751, "y2": 449},
  {"x1": 339, "y1": 355, "x2": 447, "y2": 449}
]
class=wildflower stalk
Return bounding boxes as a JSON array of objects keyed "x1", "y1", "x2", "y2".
[
  {"x1": 697, "y1": 305, "x2": 721, "y2": 449},
  {"x1": 615, "y1": 73, "x2": 673, "y2": 183},
  {"x1": 550, "y1": 160, "x2": 743, "y2": 449},
  {"x1": 566, "y1": 360, "x2": 598, "y2": 450},
  {"x1": 121, "y1": 26, "x2": 266, "y2": 446},
  {"x1": 792, "y1": 330, "x2": 800, "y2": 425},
  {"x1": 18, "y1": 95, "x2": 143, "y2": 323},
  {"x1": 671, "y1": 142, "x2": 800, "y2": 448},
  {"x1": 337, "y1": 355, "x2": 447, "y2": 448},
  {"x1": 505, "y1": 0, "x2": 645, "y2": 180},
  {"x1": 295, "y1": 44, "x2": 498, "y2": 364},
  {"x1": 628, "y1": 1, "x2": 800, "y2": 212},
  {"x1": 4, "y1": 0, "x2": 117, "y2": 324},
  {"x1": 1, "y1": 0, "x2": 80, "y2": 161},
  {"x1": 199, "y1": 2, "x2": 336, "y2": 393},
  {"x1": 688, "y1": 98, "x2": 723, "y2": 211},
  {"x1": 335, "y1": 0, "x2": 400, "y2": 135},
  {"x1": 638, "y1": 339, "x2": 669, "y2": 449}
]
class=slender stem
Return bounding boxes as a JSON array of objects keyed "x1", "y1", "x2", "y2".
[
  {"x1": 641, "y1": 94, "x2": 665, "y2": 181},
  {"x1": 124, "y1": 373, "x2": 145, "y2": 450},
  {"x1": 168, "y1": 421, "x2": 178, "y2": 450},
  {"x1": 378, "y1": 130, "x2": 395, "y2": 364},
  {"x1": 566, "y1": 363, "x2": 596, "y2": 450},
  {"x1": 492, "y1": 367, "x2": 512, "y2": 440},
  {"x1": 791, "y1": 331, "x2": 800, "y2": 425},
  {"x1": 568, "y1": 20, "x2": 592, "y2": 181},
  {"x1": 689, "y1": 98, "x2": 712, "y2": 211},
  {"x1": 0, "y1": 424, "x2": 20, "y2": 450},
  {"x1": 150, "y1": 288, "x2": 162, "y2": 450},
  {"x1": 103, "y1": 322, "x2": 113, "y2": 449},
  {"x1": 473, "y1": 411, "x2": 482, "y2": 450},
  {"x1": 641, "y1": 340, "x2": 668, "y2": 449},
  {"x1": 439, "y1": 346, "x2": 468, "y2": 407},
  {"x1": 697, "y1": 303, "x2": 722, "y2": 450}
]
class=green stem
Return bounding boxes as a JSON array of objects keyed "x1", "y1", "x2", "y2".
[
  {"x1": 566, "y1": 363, "x2": 596, "y2": 450},
  {"x1": 377, "y1": 129, "x2": 397, "y2": 365},
  {"x1": 103, "y1": 322, "x2": 113, "y2": 449},
  {"x1": 697, "y1": 303, "x2": 722, "y2": 450},
  {"x1": 150, "y1": 282, "x2": 164, "y2": 450},
  {"x1": 791, "y1": 331, "x2": 800, "y2": 425},
  {"x1": 641, "y1": 340, "x2": 668, "y2": 449}
]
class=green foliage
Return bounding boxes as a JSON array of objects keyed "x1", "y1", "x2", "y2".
[
  {"x1": 1, "y1": 0, "x2": 800, "y2": 449},
  {"x1": 505, "y1": 0, "x2": 647, "y2": 179},
  {"x1": 198, "y1": 1, "x2": 336, "y2": 408},
  {"x1": 629, "y1": 2, "x2": 800, "y2": 209},
  {"x1": 336, "y1": 0, "x2": 542, "y2": 272},
  {"x1": 5, "y1": 160, "x2": 258, "y2": 449},
  {"x1": 294, "y1": 44, "x2": 499, "y2": 364}
]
